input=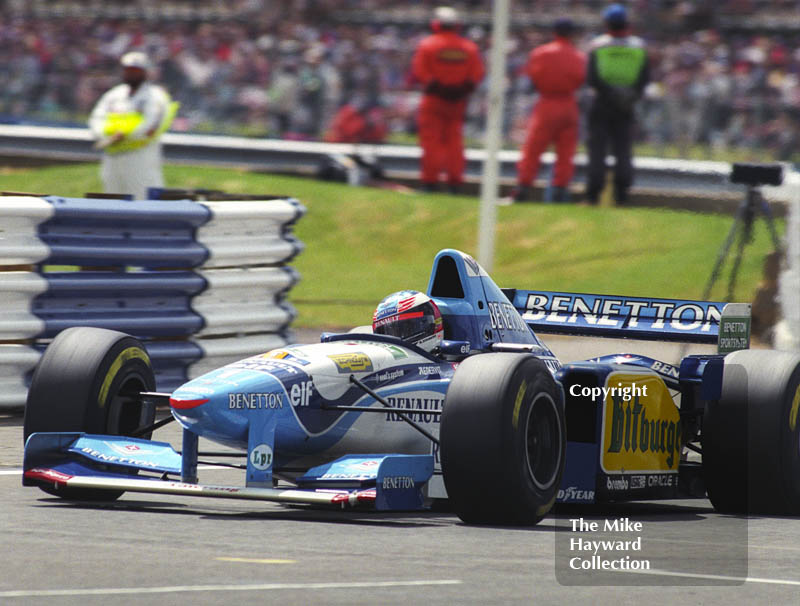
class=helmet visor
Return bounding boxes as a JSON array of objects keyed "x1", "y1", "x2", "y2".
[{"x1": 375, "y1": 311, "x2": 434, "y2": 343}]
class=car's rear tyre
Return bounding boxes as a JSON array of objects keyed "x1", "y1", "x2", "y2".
[
  {"x1": 703, "y1": 349, "x2": 800, "y2": 514},
  {"x1": 440, "y1": 353, "x2": 565, "y2": 525},
  {"x1": 24, "y1": 327, "x2": 157, "y2": 500}
]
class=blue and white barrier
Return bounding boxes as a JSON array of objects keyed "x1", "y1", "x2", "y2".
[{"x1": 0, "y1": 194, "x2": 305, "y2": 410}]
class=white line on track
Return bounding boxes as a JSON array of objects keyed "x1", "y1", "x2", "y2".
[
  {"x1": 616, "y1": 568, "x2": 800, "y2": 586},
  {"x1": 0, "y1": 579, "x2": 463, "y2": 598},
  {"x1": 215, "y1": 557, "x2": 296, "y2": 564},
  {"x1": 642, "y1": 536, "x2": 800, "y2": 553}
]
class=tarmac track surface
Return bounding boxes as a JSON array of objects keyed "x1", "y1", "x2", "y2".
[{"x1": 3, "y1": 333, "x2": 799, "y2": 605}]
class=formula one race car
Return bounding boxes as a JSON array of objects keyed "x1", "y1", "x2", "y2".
[{"x1": 22, "y1": 249, "x2": 800, "y2": 524}]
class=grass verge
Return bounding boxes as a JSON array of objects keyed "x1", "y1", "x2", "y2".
[{"x1": 1, "y1": 163, "x2": 780, "y2": 328}]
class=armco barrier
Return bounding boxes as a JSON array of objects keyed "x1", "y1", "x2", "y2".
[
  {"x1": 0, "y1": 194, "x2": 305, "y2": 411},
  {"x1": 0, "y1": 124, "x2": 763, "y2": 197}
]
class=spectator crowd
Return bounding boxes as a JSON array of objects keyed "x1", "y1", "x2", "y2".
[{"x1": 3, "y1": 0, "x2": 800, "y2": 161}]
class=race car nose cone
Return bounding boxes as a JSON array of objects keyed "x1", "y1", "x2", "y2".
[{"x1": 169, "y1": 367, "x2": 289, "y2": 449}]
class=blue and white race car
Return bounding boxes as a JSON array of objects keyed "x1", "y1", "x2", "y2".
[{"x1": 22, "y1": 249, "x2": 800, "y2": 524}]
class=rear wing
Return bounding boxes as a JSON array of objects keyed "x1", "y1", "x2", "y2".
[{"x1": 502, "y1": 289, "x2": 750, "y2": 350}]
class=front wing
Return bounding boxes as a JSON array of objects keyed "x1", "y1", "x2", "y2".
[
  {"x1": 23, "y1": 432, "x2": 434, "y2": 511},
  {"x1": 25, "y1": 465, "x2": 380, "y2": 508}
]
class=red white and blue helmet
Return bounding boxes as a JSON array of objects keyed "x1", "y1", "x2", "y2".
[{"x1": 372, "y1": 290, "x2": 444, "y2": 352}]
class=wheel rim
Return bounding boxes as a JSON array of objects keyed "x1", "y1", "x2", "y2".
[
  {"x1": 525, "y1": 393, "x2": 562, "y2": 490},
  {"x1": 108, "y1": 374, "x2": 149, "y2": 436}
]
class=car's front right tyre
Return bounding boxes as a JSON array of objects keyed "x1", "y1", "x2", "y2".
[
  {"x1": 24, "y1": 327, "x2": 157, "y2": 500},
  {"x1": 440, "y1": 353, "x2": 565, "y2": 525}
]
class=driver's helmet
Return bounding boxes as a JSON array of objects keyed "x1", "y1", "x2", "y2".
[{"x1": 372, "y1": 290, "x2": 443, "y2": 352}]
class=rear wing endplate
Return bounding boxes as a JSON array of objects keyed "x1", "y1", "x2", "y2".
[{"x1": 502, "y1": 289, "x2": 750, "y2": 351}]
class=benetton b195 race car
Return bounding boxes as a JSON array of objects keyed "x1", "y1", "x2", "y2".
[{"x1": 22, "y1": 249, "x2": 800, "y2": 524}]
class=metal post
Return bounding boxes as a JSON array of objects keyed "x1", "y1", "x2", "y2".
[{"x1": 477, "y1": 0, "x2": 511, "y2": 272}]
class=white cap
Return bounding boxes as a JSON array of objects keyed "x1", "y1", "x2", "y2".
[
  {"x1": 434, "y1": 6, "x2": 460, "y2": 25},
  {"x1": 120, "y1": 51, "x2": 151, "y2": 71}
]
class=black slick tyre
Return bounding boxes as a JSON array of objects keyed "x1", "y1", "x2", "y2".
[
  {"x1": 440, "y1": 353, "x2": 565, "y2": 525},
  {"x1": 24, "y1": 327, "x2": 157, "y2": 500},
  {"x1": 703, "y1": 349, "x2": 800, "y2": 514}
]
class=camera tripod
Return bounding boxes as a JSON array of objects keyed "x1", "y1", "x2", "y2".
[{"x1": 702, "y1": 183, "x2": 782, "y2": 302}]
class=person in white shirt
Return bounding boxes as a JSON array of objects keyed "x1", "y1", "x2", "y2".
[{"x1": 88, "y1": 52, "x2": 175, "y2": 200}]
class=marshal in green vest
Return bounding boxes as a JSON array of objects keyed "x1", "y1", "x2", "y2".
[{"x1": 595, "y1": 45, "x2": 646, "y2": 88}]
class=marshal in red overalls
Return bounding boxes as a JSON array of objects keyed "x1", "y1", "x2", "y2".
[
  {"x1": 412, "y1": 15, "x2": 484, "y2": 191},
  {"x1": 514, "y1": 21, "x2": 586, "y2": 202}
]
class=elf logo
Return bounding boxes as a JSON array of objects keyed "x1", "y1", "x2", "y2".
[{"x1": 290, "y1": 380, "x2": 313, "y2": 407}]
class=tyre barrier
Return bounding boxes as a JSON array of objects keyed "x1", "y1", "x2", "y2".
[{"x1": 0, "y1": 193, "x2": 305, "y2": 411}]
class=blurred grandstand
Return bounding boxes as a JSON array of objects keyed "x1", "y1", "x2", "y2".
[{"x1": 2, "y1": 0, "x2": 800, "y2": 162}]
